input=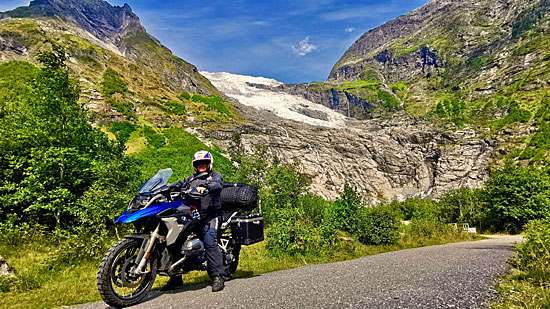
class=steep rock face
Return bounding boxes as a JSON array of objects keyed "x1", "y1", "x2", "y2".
[
  {"x1": 1, "y1": 0, "x2": 143, "y2": 52},
  {"x1": 203, "y1": 74, "x2": 499, "y2": 201},
  {"x1": 331, "y1": 46, "x2": 446, "y2": 84},
  {"x1": 209, "y1": 103, "x2": 496, "y2": 201}
]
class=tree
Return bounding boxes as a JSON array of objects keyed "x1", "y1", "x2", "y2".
[{"x1": 0, "y1": 45, "x2": 134, "y2": 229}]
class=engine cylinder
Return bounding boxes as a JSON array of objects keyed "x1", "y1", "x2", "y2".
[{"x1": 182, "y1": 239, "x2": 204, "y2": 256}]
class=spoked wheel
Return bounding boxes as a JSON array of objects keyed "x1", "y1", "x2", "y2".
[
  {"x1": 97, "y1": 238, "x2": 157, "y2": 307},
  {"x1": 223, "y1": 242, "x2": 241, "y2": 279}
]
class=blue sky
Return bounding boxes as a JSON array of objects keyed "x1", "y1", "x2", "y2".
[{"x1": 2, "y1": 0, "x2": 429, "y2": 84}]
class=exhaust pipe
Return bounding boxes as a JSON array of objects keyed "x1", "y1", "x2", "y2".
[{"x1": 167, "y1": 256, "x2": 187, "y2": 275}]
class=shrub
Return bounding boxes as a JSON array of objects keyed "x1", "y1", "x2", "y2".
[
  {"x1": 404, "y1": 217, "x2": 455, "y2": 239},
  {"x1": 0, "y1": 47, "x2": 132, "y2": 230},
  {"x1": 434, "y1": 94, "x2": 467, "y2": 125},
  {"x1": 378, "y1": 90, "x2": 400, "y2": 110},
  {"x1": 179, "y1": 91, "x2": 191, "y2": 100},
  {"x1": 514, "y1": 219, "x2": 550, "y2": 282},
  {"x1": 108, "y1": 98, "x2": 136, "y2": 120},
  {"x1": 266, "y1": 207, "x2": 336, "y2": 255},
  {"x1": 143, "y1": 126, "x2": 166, "y2": 148},
  {"x1": 353, "y1": 206, "x2": 400, "y2": 245},
  {"x1": 437, "y1": 187, "x2": 485, "y2": 226},
  {"x1": 330, "y1": 184, "x2": 363, "y2": 232},
  {"x1": 101, "y1": 68, "x2": 127, "y2": 97},
  {"x1": 385, "y1": 198, "x2": 437, "y2": 221},
  {"x1": 483, "y1": 164, "x2": 550, "y2": 233},
  {"x1": 52, "y1": 227, "x2": 114, "y2": 265},
  {"x1": 109, "y1": 121, "x2": 136, "y2": 144},
  {"x1": 190, "y1": 94, "x2": 230, "y2": 115},
  {"x1": 162, "y1": 100, "x2": 187, "y2": 116}
]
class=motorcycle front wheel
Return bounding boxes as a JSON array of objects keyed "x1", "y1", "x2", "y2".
[{"x1": 97, "y1": 238, "x2": 157, "y2": 307}]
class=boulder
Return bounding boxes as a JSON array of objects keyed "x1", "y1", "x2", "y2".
[{"x1": 0, "y1": 255, "x2": 16, "y2": 277}]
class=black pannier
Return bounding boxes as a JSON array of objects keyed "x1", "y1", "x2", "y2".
[
  {"x1": 230, "y1": 214, "x2": 264, "y2": 245},
  {"x1": 220, "y1": 182, "x2": 258, "y2": 211}
]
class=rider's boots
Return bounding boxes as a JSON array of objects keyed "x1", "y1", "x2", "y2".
[
  {"x1": 160, "y1": 275, "x2": 184, "y2": 292},
  {"x1": 212, "y1": 275, "x2": 224, "y2": 292}
]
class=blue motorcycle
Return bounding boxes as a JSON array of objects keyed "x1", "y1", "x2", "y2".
[{"x1": 97, "y1": 168, "x2": 263, "y2": 307}]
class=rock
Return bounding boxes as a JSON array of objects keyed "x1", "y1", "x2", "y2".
[
  {"x1": 205, "y1": 102, "x2": 497, "y2": 202},
  {"x1": 0, "y1": 255, "x2": 15, "y2": 277}
]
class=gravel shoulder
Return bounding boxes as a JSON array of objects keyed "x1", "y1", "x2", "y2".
[{"x1": 78, "y1": 235, "x2": 523, "y2": 309}]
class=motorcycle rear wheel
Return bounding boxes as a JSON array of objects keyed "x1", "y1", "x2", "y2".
[
  {"x1": 97, "y1": 238, "x2": 157, "y2": 307},
  {"x1": 224, "y1": 243, "x2": 241, "y2": 279}
]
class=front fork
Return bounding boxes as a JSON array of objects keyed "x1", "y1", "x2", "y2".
[{"x1": 133, "y1": 224, "x2": 161, "y2": 275}]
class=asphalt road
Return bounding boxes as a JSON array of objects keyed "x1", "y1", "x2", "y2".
[{"x1": 79, "y1": 235, "x2": 523, "y2": 309}]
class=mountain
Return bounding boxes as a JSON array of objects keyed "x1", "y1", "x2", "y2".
[
  {"x1": 257, "y1": 0, "x2": 550, "y2": 123},
  {"x1": 0, "y1": 0, "x2": 230, "y2": 128},
  {"x1": 200, "y1": 0, "x2": 550, "y2": 200},
  {"x1": 200, "y1": 72, "x2": 495, "y2": 201},
  {"x1": 1, "y1": 0, "x2": 547, "y2": 201},
  {"x1": 328, "y1": 0, "x2": 549, "y2": 113}
]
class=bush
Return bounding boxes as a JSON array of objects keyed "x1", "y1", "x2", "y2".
[
  {"x1": 514, "y1": 219, "x2": 550, "y2": 282},
  {"x1": 434, "y1": 94, "x2": 467, "y2": 125},
  {"x1": 437, "y1": 187, "x2": 484, "y2": 226},
  {"x1": 385, "y1": 198, "x2": 437, "y2": 221},
  {"x1": 266, "y1": 207, "x2": 335, "y2": 255},
  {"x1": 108, "y1": 98, "x2": 136, "y2": 120},
  {"x1": 52, "y1": 227, "x2": 114, "y2": 265},
  {"x1": 179, "y1": 91, "x2": 191, "y2": 100},
  {"x1": 403, "y1": 217, "x2": 455, "y2": 239},
  {"x1": 330, "y1": 184, "x2": 363, "y2": 232},
  {"x1": 109, "y1": 121, "x2": 136, "y2": 144},
  {"x1": 483, "y1": 165, "x2": 550, "y2": 233},
  {"x1": 0, "y1": 214, "x2": 46, "y2": 246},
  {"x1": 353, "y1": 206, "x2": 400, "y2": 245},
  {"x1": 190, "y1": 94, "x2": 230, "y2": 115},
  {"x1": 101, "y1": 68, "x2": 127, "y2": 97},
  {"x1": 143, "y1": 126, "x2": 166, "y2": 148},
  {"x1": 0, "y1": 47, "x2": 134, "y2": 230}
]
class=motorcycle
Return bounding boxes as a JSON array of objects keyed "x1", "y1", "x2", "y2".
[{"x1": 97, "y1": 168, "x2": 263, "y2": 307}]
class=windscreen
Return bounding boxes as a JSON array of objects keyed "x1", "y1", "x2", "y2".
[{"x1": 138, "y1": 168, "x2": 173, "y2": 194}]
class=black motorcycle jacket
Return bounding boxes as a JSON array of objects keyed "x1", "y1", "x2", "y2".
[{"x1": 171, "y1": 171, "x2": 223, "y2": 213}]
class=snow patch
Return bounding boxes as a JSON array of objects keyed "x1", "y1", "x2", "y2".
[{"x1": 201, "y1": 71, "x2": 346, "y2": 128}]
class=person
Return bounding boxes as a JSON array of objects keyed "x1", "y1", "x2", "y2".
[{"x1": 161, "y1": 150, "x2": 225, "y2": 292}]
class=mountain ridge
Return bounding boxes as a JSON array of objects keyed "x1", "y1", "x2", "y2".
[{"x1": 0, "y1": 0, "x2": 220, "y2": 98}]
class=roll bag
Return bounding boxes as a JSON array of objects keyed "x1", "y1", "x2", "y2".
[{"x1": 220, "y1": 182, "x2": 258, "y2": 211}]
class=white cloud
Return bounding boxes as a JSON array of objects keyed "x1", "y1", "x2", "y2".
[
  {"x1": 345, "y1": 27, "x2": 355, "y2": 33},
  {"x1": 291, "y1": 36, "x2": 317, "y2": 56}
]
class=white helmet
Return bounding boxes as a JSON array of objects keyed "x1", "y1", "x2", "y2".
[{"x1": 192, "y1": 150, "x2": 213, "y2": 172}]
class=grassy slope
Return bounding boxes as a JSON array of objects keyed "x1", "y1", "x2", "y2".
[{"x1": 0, "y1": 17, "x2": 240, "y2": 130}]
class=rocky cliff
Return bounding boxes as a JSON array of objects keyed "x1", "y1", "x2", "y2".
[{"x1": 200, "y1": 73, "x2": 525, "y2": 201}]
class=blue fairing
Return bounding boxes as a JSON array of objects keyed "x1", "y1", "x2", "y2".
[{"x1": 116, "y1": 200, "x2": 185, "y2": 223}]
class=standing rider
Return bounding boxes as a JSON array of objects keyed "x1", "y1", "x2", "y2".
[{"x1": 161, "y1": 150, "x2": 225, "y2": 292}]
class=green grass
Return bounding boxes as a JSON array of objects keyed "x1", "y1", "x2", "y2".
[
  {"x1": 493, "y1": 269, "x2": 550, "y2": 309},
  {"x1": 335, "y1": 80, "x2": 381, "y2": 92}
]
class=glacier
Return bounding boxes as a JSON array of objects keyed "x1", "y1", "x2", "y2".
[{"x1": 200, "y1": 71, "x2": 347, "y2": 128}]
